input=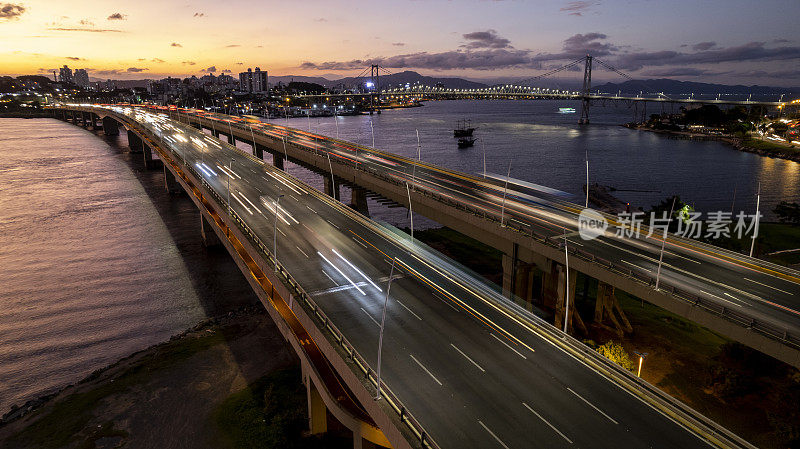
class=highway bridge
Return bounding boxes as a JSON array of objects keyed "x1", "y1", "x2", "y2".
[
  {"x1": 141, "y1": 105, "x2": 800, "y2": 370},
  {"x1": 49, "y1": 104, "x2": 759, "y2": 449}
]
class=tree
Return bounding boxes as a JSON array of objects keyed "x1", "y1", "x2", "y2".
[{"x1": 597, "y1": 340, "x2": 636, "y2": 372}]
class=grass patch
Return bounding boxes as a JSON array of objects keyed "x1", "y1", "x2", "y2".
[
  {"x1": 7, "y1": 328, "x2": 228, "y2": 449},
  {"x1": 741, "y1": 138, "x2": 800, "y2": 156},
  {"x1": 214, "y1": 368, "x2": 349, "y2": 449},
  {"x1": 760, "y1": 222, "x2": 800, "y2": 266}
]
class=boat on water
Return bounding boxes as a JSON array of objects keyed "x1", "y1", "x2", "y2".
[
  {"x1": 558, "y1": 107, "x2": 576, "y2": 114},
  {"x1": 457, "y1": 137, "x2": 476, "y2": 148},
  {"x1": 454, "y1": 119, "x2": 476, "y2": 137}
]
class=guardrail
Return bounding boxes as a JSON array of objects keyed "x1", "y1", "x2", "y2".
[
  {"x1": 187, "y1": 111, "x2": 799, "y2": 354},
  {"x1": 86, "y1": 106, "x2": 443, "y2": 449}
]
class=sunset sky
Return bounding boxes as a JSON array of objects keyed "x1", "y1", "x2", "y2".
[{"x1": 2, "y1": 0, "x2": 798, "y2": 86}]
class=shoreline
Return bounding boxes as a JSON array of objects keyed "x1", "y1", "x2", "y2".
[
  {"x1": 0, "y1": 305, "x2": 261, "y2": 428},
  {"x1": 628, "y1": 124, "x2": 800, "y2": 163}
]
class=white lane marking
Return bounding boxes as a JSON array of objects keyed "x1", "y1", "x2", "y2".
[
  {"x1": 290, "y1": 194, "x2": 300, "y2": 202},
  {"x1": 451, "y1": 344, "x2": 485, "y2": 373},
  {"x1": 477, "y1": 421, "x2": 510, "y2": 449},
  {"x1": 296, "y1": 246, "x2": 309, "y2": 258},
  {"x1": 409, "y1": 354, "x2": 442, "y2": 386},
  {"x1": 744, "y1": 277, "x2": 794, "y2": 295},
  {"x1": 322, "y1": 270, "x2": 338, "y2": 286},
  {"x1": 360, "y1": 307, "x2": 380, "y2": 327},
  {"x1": 396, "y1": 300, "x2": 422, "y2": 321},
  {"x1": 664, "y1": 250, "x2": 701, "y2": 264},
  {"x1": 490, "y1": 333, "x2": 529, "y2": 358},
  {"x1": 317, "y1": 252, "x2": 366, "y2": 295},
  {"x1": 621, "y1": 259, "x2": 651, "y2": 272},
  {"x1": 566, "y1": 387, "x2": 618, "y2": 424},
  {"x1": 327, "y1": 220, "x2": 341, "y2": 230},
  {"x1": 522, "y1": 402, "x2": 573, "y2": 444},
  {"x1": 700, "y1": 290, "x2": 742, "y2": 307},
  {"x1": 277, "y1": 228, "x2": 286, "y2": 237},
  {"x1": 332, "y1": 248, "x2": 382, "y2": 292},
  {"x1": 306, "y1": 205, "x2": 317, "y2": 213},
  {"x1": 354, "y1": 238, "x2": 369, "y2": 249}
]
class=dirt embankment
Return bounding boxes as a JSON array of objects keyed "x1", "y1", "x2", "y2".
[{"x1": 0, "y1": 306, "x2": 297, "y2": 449}]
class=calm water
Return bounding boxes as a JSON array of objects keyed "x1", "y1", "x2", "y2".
[
  {"x1": 1, "y1": 100, "x2": 798, "y2": 413},
  {"x1": 0, "y1": 118, "x2": 258, "y2": 413},
  {"x1": 271, "y1": 99, "x2": 800, "y2": 221}
]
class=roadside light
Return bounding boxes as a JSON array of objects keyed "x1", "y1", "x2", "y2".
[{"x1": 633, "y1": 351, "x2": 648, "y2": 377}]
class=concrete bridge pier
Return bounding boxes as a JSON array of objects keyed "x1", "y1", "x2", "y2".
[
  {"x1": 80, "y1": 112, "x2": 89, "y2": 128},
  {"x1": 593, "y1": 281, "x2": 633, "y2": 336},
  {"x1": 550, "y1": 263, "x2": 586, "y2": 334},
  {"x1": 164, "y1": 165, "x2": 181, "y2": 194},
  {"x1": 350, "y1": 187, "x2": 370, "y2": 217},
  {"x1": 274, "y1": 153, "x2": 285, "y2": 170},
  {"x1": 102, "y1": 117, "x2": 119, "y2": 136},
  {"x1": 142, "y1": 142, "x2": 158, "y2": 169},
  {"x1": 323, "y1": 174, "x2": 340, "y2": 200},
  {"x1": 200, "y1": 215, "x2": 221, "y2": 247},
  {"x1": 127, "y1": 130, "x2": 143, "y2": 153},
  {"x1": 253, "y1": 143, "x2": 264, "y2": 160}
]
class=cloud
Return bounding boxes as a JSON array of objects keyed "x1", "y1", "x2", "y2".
[
  {"x1": 640, "y1": 67, "x2": 719, "y2": 77},
  {"x1": 203, "y1": 66, "x2": 216, "y2": 72},
  {"x1": 151, "y1": 58, "x2": 165, "y2": 63},
  {"x1": 182, "y1": 61, "x2": 196, "y2": 65},
  {"x1": 301, "y1": 48, "x2": 533, "y2": 71},
  {"x1": 462, "y1": 30, "x2": 512, "y2": 49},
  {"x1": 613, "y1": 41, "x2": 800, "y2": 70},
  {"x1": 531, "y1": 32, "x2": 616, "y2": 62},
  {"x1": 170, "y1": 42, "x2": 182, "y2": 47},
  {"x1": 315, "y1": 17, "x2": 327, "y2": 22},
  {"x1": 0, "y1": 3, "x2": 25, "y2": 20},
  {"x1": 225, "y1": 44, "x2": 240, "y2": 48},
  {"x1": 66, "y1": 56, "x2": 83, "y2": 61},
  {"x1": 560, "y1": 1, "x2": 595, "y2": 15},
  {"x1": 48, "y1": 28, "x2": 121, "y2": 32},
  {"x1": 193, "y1": 12, "x2": 204, "y2": 17},
  {"x1": 773, "y1": 38, "x2": 790, "y2": 43},
  {"x1": 107, "y1": 13, "x2": 126, "y2": 20},
  {"x1": 92, "y1": 69, "x2": 121, "y2": 76},
  {"x1": 79, "y1": 19, "x2": 94, "y2": 26},
  {"x1": 692, "y1": 41, "x2": 716, "y2": 51},
  {"x1": 127, "y1": 67, "x2": 147, "y2": 72},
  {"x1": 392, "y1": 42, "x2": 405, "y2": 47}
]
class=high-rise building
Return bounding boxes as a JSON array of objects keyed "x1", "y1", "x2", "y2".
[
  {"x1": 59, "y1": 65, "x2": 73, "y2": 84},
  {"x1": 239, "y1": 67, "x2": 268, "y2": 93},
  {"x1": 73, "y1": 69, "x2": 89, "y2": 88}
]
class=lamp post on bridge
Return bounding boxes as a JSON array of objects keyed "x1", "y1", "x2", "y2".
[
  {"x1": 273, "y1": 194, "x2": 285, "y2": 269},
  {"x1": 376, "y1": 257, "x2": 397, "y2": 401}
]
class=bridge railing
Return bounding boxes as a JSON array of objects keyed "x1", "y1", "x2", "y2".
[{"x1": 136, "y1": 111, "x2": 443, "y2": 449}]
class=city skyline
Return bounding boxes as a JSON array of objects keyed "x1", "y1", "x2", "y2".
[{"x1": 2, "y1": 0, "x2": 799, "y2": 86}]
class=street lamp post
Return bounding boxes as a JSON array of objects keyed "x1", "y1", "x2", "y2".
[
  {"x1": 750, "y1": 182, "x2": 761, "y2": 258},
  {"x1": 563, "y1": 228, "x2": 571, "y2": 334},
  {"x1": 634, "y1": 351, "x2": 648, "y2": 377},
  {"x1": 406, "y1": 182, "x2": 414, "y2": 240},
  {"x1": 326, "y1": 151, "x2": 336, "y2": 200},
  {"x1": 273, "y1": 194, "x2": 285, "y2": 269},
  {"x1": 500, "y1": 160, "x2": 512, "y2": 227},
  {"x1": 585, "y1": 149, "x2": 589, "y2": 208},
  {"x1": 655, "y1": 197, "x2": 677, "y2": 291},
  {"x1": 376, "y1": 257, "x2": 397, "y2": 401},
  {"x1": 370, "y1": 119, "x2": 375, "y2": 148}
]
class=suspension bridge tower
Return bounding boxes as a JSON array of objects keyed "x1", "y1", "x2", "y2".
[
  {"x1": 579, "y1": 55, "x2": 592, "y2": 125},
  {"x1": 370, "y1": 64, "x2": 381, "y2": 114}
]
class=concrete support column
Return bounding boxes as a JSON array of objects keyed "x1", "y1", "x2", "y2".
[
  {"x1": 302, "y1": 362, "x2": 328, "y2": 435},
  {"x1": 164, "y1": 166, "x2": 180, "y2": 194},
  {"x1": 200, "y1": 215, "x2": 221, "y2": 247},
  {"x1": 92, "y1": 114, "x2": 102, "y2": 130},
  {"x1": 225, "y1": 133, "x2": 234, "y2": 145},
  {"x1": 82, "y1": 111, "x2": 90, "y2": 128},
  {"x1": 102, "y1": 117, "x2": 119, "y2": 136},
  {"x1": 127, "y1": 130, "x2": 143, "y2": 153},
  {"x1": 253, "y1": 144, "x2": 264, "y2": 160},
  {"x1": 274, "y1": 153, "x2": 285, "y2": 170},
  {"x1": 593, "y1": 281, "x2": 633, "y2": 336},
  {"x1": 350, "y1": 186, "x2": 370, "y2": 217},
  {"x1": 552, "y1": 264, "x2": 586, "y2": 334},
  {"x1": 142, "y1": 142, "x2": 155, "y2": 169},
  {"x1": 323, "y1": 174, "x2": 340, "y2": 200}
]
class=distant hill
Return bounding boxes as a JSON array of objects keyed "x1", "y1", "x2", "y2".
[
  {"x1": 272, "y1": 71, "x2": 487, "y2": 90},
  {"x1": 594, "y1": 79, "x2": 798, "y2": 98}
]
